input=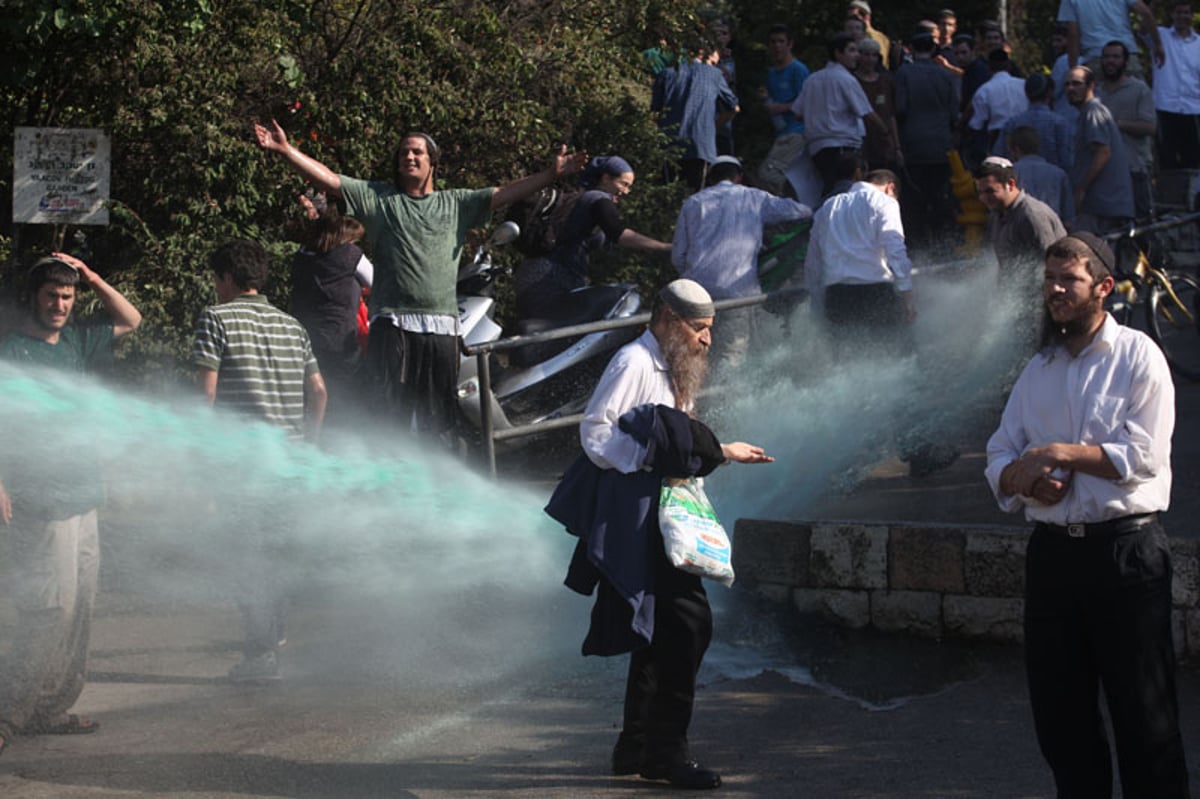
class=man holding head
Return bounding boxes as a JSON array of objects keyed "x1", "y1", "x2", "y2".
[
  {"x1": 0, "y1": 253, "x2": 142, "y2": 756},
  {"x1": 986, "y1": 233, "x2": 1189, "y2": 799},
  {"x1": 547, "y1": 279, "x2": 772, "y2": 789},
  {"x1": 253, "y1": 120, "x2": 586, "y2": 444},
  {"x1": 1064, "y1": 65, "x2": 1134, "y2": 233}
]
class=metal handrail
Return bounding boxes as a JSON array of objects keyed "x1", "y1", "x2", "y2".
[
  {"x1": 463, "y1": 288, "x2": 805, "y2": 475},
  {"x1": 1102, "y1": 210, "x2": 1200, "y2": 243}
]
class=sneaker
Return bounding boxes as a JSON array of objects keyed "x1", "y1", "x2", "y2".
[{"x1": 228, "y1": 651, "x2": 280, "y2": 682}]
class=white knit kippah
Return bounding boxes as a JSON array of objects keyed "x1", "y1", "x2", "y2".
[{"x1": 659, "y1": 279, "x2": 714, "y2": 319}]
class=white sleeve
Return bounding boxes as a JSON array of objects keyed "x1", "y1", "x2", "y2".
[
  {"x1": 355, "y1": 254, "x2": 374, "y2": 288},
  {"x1": 985, "y1": 367, "x2": 1034, "y2": 513},
  {"x1": 580, "y1": 351, "x2": 651, "y2": 474}
]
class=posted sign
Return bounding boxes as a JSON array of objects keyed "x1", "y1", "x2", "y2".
[{"x1": 13, "y1": 127, "x2": 111, "y2": 225}]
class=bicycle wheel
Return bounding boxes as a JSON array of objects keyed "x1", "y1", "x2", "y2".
[{"x1": 1146, "y1": 272, "x2": 1200, "y2": 381}]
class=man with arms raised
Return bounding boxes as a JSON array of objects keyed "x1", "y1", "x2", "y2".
[
  {"x1": 0, "y1": 254, "x2": 142, "y2": 756},
  {"x1": 546, "y1": 280, "x2": 772, "y2": 789},
  {"x1": 986, "y1": 233, "x2": 1189, "y2": 799},
  {"x1": 254, "y1": 120, "x2": 585, "y2": 445}
]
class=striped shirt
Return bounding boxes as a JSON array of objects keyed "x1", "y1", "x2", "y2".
[{"x1": 191, "y1": 294, "x2": 319, "y2": 437}]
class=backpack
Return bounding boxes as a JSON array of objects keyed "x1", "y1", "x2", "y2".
[{"x1": 505, "y1": 185, "x2": 583, "y2": 258}]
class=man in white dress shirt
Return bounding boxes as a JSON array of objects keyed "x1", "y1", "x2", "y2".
[
  {"x1": 1153, "y1": 1, "x2": 1200, "y2": 169},
  {"x1": 804, "y1": 168, "x2": 913, "y2": 341},
  {"x1": 985, "y1": 233, "x2": 1188, "y2": 799}
]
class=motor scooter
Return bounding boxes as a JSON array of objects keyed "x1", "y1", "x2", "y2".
[{"x1": 456, "y1": 221, "x2": 643, "y2": 442}]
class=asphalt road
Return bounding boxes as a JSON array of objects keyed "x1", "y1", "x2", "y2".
[{"x1": 4, "y1": 586, "x2": 1198, "y2": 799}]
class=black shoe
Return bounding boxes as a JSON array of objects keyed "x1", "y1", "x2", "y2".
[
  {"x1": 640, "y1": 760, "x2": 722, "y2": 789},
  {"x1": 611, "y1": 736, "x2": 644, "y2": 775}
]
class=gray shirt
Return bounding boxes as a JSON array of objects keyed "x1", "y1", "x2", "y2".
[
  {"x1": 1097, "y1": 77, "x2": 1156, "y2": 173},
  {"x1": 1071, "y1": 97, "x2": 1135, "y2": 219},
  {"x1": 988, "y1": 190, "x2": 1068, "y2": 271}
]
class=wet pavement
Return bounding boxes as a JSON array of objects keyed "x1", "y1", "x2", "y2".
[
  {"x1": 4, "y1": 348, "x2": 1200, "y2": 796},
  {"x1": 1, "y1": 573, "x2": 1198, "y2": 798}
]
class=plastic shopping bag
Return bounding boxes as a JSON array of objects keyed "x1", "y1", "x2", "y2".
[{"x1": 658, "y1": 478, "x2": 735, "y2": 586}]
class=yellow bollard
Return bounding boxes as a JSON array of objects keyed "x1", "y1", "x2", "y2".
[{"x1": 948, "y1": 149, "x2": 988, "y2": 255}]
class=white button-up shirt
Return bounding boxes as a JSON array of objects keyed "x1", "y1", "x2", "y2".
[
  {"x1": 672, "y1": 181, "x2": 811, "y2": 299},
  {"x1": 969, "y1": 71, "x2": 1028, "y2": 132},
  {"x1": 581, "y1": 330, "x2": 677, "y2": 474},
  {"x1": 985, "y1": 314, "x2": 1174, "y2": 524},
  {"x1": 804, "y1": 181, "x2": 912, "y2": 307},
  {"x1": 1153, "y1": 25, "x2": 1200, "y2": 115}
]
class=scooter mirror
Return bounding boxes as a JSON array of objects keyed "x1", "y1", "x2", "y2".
[{"x1": 489, "y1": 220, "x2": 520, "y2": 247}]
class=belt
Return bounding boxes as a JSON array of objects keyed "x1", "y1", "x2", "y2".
[{"x1": 1036, "y1": 513, "x2": 1159, "y2": 539}]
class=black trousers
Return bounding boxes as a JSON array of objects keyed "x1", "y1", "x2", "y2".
[
  {"x1": 901, "y1": 163, "x2": 954, "y2": 249},
  {"x1": 823, "y1": 282, "x2": 910, "y2": 359},
  {"x1": 620, "y1": 536, "x2": 713, "y2": 767},
  {"x1": 1157, "y1": 111, "x2": 1200, "y2": 170},
  {"x1": 1024, "y1": 521, "x2": 1189, "y2": 799},
  {"x1": 362, "y1": 320, "x2": 460, "y2": 443}
]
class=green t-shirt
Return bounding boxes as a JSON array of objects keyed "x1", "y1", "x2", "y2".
[
  {"x1": 339, "y1": 177, "x2": 493, "y2": 317},
  {"x1": 0, "y1": 320, "x2": 114, "y2": 519},
  {"x1": 0, "y1": 320, "x2": 114, "y2": 372}
]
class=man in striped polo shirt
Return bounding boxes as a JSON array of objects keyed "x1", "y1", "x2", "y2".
[{"x1": 192, "y1": 239, "x2": 327, "y2": 681}]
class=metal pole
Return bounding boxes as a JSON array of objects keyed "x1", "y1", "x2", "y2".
[{"x1": 477, "y1": 350, "x2": 497, "y2": 477}]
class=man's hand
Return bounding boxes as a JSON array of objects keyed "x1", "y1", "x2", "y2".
[
  {"x1": 254, "y1": 119, "x2": 291, "y2": 154},
  {"x1": 1001, "y1": 445, "x2": 1072, "y2": 501},
  {"x1": 553, "y1": 145, "x2": 588, "y2": 178},
  {"x1": 0, "y1": 480, "x2": 12, "y2": 525},
  {"x1": 721, "y1": 442, "x2": 774, "y2": 464},
  {"x1": 50, "y1": 252, "x2": 96, "y2": 286}
]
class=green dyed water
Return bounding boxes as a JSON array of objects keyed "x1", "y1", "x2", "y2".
[{"x1": 0, "y1": 362, "x2": 569, "y2": 605}]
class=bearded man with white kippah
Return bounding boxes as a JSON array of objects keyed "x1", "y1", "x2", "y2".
[{"x1": 546, "y1": 279, "x2": 773, "y2": 790}]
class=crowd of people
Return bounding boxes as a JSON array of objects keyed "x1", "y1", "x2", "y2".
[
  {"x1": 0, "y1": 2, "x2": 1196, "y2": 795},
  {"x1": 664, "y1": 2, "x2": 1198, "y2": 246}
]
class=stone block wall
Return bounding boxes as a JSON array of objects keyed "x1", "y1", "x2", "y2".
[{"x1": 733, "y1": 518, "x2": 1200, "y2": 661}]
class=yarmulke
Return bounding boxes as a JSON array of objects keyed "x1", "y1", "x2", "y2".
[
  {"x1": 849, "y1": 0, "x2": 872, "y2": 13},
  {"x1": 712, "y1": 155, "x2": 743, "y2": 169},
  {"x1": 659, "y1": 279, "x2": 714, "y2": 319},
  {"x1": 1024, "y1": 72, "x2": 1051, "y2": 100},
  {"x1": 1067, "y1": 232, "x2": 1116, "y2": 275}
]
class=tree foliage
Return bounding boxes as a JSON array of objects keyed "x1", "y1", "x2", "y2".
[
  {"x1": 0, "y1": 0, "x2": 702, "y2": 385},
  {"x1": 0, "y1": 0, "x2": 1085, "y2": 386}
]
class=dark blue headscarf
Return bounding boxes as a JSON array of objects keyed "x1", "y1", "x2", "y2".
[{"x1": 580, "y1": 155, "x2": 634, "y2": 189}]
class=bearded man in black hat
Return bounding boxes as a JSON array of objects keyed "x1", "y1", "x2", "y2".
[{"x1": 986, "y1": 234, "x2": 1189, "y2": 798}]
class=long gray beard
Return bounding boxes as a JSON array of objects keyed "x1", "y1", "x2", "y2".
[{"x1": 661, "y1": 330, "x2": 708, "y2": 411}]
